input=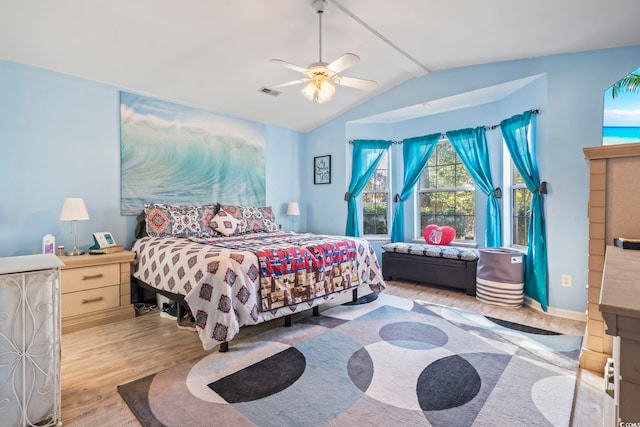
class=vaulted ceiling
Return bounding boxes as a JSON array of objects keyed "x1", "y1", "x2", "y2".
[{"x1": 2, "y1": 0, "x2": 639, "y2": 131}]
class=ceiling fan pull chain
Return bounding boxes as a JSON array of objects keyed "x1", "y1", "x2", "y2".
[{"x1": 318, "y1": 5, "x2": 323, "y2": 62}]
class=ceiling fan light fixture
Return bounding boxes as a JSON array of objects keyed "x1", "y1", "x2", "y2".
[
  {"x1": 317, "y1": 79, "x2": 335, "y2": 103},
  {"x1": 301, "y1": 81, "x2": 317, "y2": 101},
  {"x1": 301, "y1": 76, "x2": 335, "y2": 103},
  {"x1": 267, "y1": 0, "x2": 377, "y2": 102}
]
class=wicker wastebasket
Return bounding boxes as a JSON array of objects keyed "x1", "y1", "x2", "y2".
[{"x1": 476, "y1": 248, "x2": 525, "y2": 307}]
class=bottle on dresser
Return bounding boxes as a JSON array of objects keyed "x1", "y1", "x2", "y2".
[{"x1": 42, "y1": 234, "x2": 55, "y2": 254}]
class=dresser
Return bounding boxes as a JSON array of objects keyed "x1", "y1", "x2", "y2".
[
  {"x1": 599, "y1": 245, "x2": 640, "y2": 424},
  {"x1": 0, "y1": 254, "x2": 63, "y2": 427},
  {"x1": 58, "y1": 250, "x2": 136, "y2": 333},
  {"x1": 582, "y1": 143, "x2": 640, "y2": 374}
]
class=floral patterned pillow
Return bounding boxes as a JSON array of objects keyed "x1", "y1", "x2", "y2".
[
  {"x1": 144, "y1": 203, "x2": 219, "y2": 238},
  {"x1": 218, "y1": 205, "x2": 279, "y2": 234},
  {"x1": 256, "y1": 206, "x2": 279, "y2": 232},
  {"x1": 209, "y1": 208, "x2": 242, "y2": 236}
]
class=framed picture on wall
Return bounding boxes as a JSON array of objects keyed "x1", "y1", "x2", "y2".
[{"x1": 314, "y1": 155, "x2": 331, "y2": 184}]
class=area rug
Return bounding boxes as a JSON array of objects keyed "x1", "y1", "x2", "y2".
[{"x1": 117, "y1": 294, "x2": 583, "y2": 426}]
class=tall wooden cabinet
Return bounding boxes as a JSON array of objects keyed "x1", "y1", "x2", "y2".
[
  {"x1": 599, "y1": 245, "x2": 640, "y2": 423},
  {"x1": 0, "y1": 254, "x2": 63, "y2": 427},
  {"x1": 582, "y1": 142, "x2": 640, "y2": 374}
]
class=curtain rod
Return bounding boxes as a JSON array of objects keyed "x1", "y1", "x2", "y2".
[{"x1": 347, "y1": 109, "x2": 540, "y2": 144}]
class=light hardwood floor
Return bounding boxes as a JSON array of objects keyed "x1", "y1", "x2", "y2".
[{"x1": 60, "y1": 280, "x2": 610, "y2": 426}]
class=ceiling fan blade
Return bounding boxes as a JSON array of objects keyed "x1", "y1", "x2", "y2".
[
  {"x1": 327, "y1": 53, "x2": 360, "y2": 74},
  {"x1": 333, "y1": 75, "x2": 378, "y2": 91},
  {"x1": 269, "y1": 59, "x2": 308, "y2": 74},
  {"x1": 268, "y1": 79, "x2": 308, "y2": 89}
]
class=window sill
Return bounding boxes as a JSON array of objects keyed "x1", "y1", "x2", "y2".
[
  {"x1": 507, "y1": 245, "x2": 528, "y2": 254},
  {"x1": 362, "y1": 236, "x2": 391, "y2": 243},
  {"x1": 411, "y1": 238, "x2": 478, "y2": 248}
]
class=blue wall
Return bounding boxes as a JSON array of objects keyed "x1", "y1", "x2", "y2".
[
  {"x1": 0, "y1": 60, "x2": 304, "y2": 257},
  {"x1": 2, "y1": 44, "x2": 639, "y2": 315},
  {"x1": 302, "y1": 45, "x2": 640, "y2": 314}
]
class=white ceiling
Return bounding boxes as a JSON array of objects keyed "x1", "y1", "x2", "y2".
[{"x1": 1, "y1": 0, "x2": 639, "y2": 132}]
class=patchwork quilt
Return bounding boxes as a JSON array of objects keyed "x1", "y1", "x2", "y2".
[
  {"x1": 132, "y1": 232, "x2": 385, "y2": 350},
  {"x1": 191, "y1": 233, "x2": 361, "y2": 311}
]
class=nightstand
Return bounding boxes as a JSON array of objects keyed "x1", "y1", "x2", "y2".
[{"x1": 58, "y1": 250, "x2": 136, "y2": 333}]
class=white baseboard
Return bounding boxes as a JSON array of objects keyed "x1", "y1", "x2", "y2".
[{"x1": 524, "y1": 296, "x2": 587, "y2": 322}]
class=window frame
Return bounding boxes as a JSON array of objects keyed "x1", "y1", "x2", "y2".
[
  {"x1": 502, "y1": 127, "x2": 533, "y2": 250},
  {"x1": 361, "y1": 150, "x2": 391, "y2": 238},
  {"x1": 414, "y1": 138, "x2": 476, "y2": 242},
  {"x1": 510, "y1": 164, "x2": 530, "y2": 249}
]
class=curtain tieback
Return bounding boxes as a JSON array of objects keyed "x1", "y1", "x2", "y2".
[
  {"x1": 393, "y1": 194, "x2": 400, "y2": 203},
  {"x1": 492, "y1": 187, "x2": 502, "y2": 198},
  {"x1": 344, "y1": 192, "x2": 353, "y2": 201},
  {"x1": 535, "y1": 181, "x2": 548, "y2": 195}
]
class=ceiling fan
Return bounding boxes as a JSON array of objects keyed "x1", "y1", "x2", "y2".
[{"x1": 267, "y1": 0, "x2": 377, "y2": 104}]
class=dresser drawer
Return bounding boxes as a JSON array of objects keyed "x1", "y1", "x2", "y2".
[
  {"x1": 61, "y1": 264, "x2": 119, "y2": 293},
  {"x1": 61, "y1": 285, "x2": 120, "y2": 318}
]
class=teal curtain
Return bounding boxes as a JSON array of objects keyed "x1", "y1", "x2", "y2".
[
  {"x1": 345, "y1": 139, "x2": 393, "y2": 237},
  {"x1": 446, "y1": 127, "x2": 502, "y2": 247},
  {"x1": 390, "y1": 133, "x2": 441, "y2": 242},
  {"x1": 500, "y1": 111, "x2": 548, "y2": 311}
]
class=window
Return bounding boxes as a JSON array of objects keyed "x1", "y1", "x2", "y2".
[
  {"x1": 417, "y1": 139, "x2": 475, "y2": 240},
  {"x1": 362, "y1": 152, "x2": 390, "y2": 235},
  {"x1": 511, "y1": 167, "x2": 530, "y2": 247}
]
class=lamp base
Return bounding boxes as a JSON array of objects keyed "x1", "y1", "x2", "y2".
[{"x1": 65, "y1": 248, "x2": 85, "y2": 256}]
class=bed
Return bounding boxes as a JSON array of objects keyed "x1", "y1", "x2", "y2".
[{"x1": 130, "y1": 203, "x2": 386, "y2": 351}]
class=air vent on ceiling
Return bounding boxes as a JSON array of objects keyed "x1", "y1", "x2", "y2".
[{"x1": 259, "y1": 87, "x2": 281, "y2": 97}]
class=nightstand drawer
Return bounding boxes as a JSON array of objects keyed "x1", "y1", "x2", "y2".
[
  {"x1": 61, "y1": 264, "x2": 119, "y2": 293},
  {"x1": 59, "y1": 250, "x2": 135, "y2": 333},
  {"x1": 61, "y1": 285, "x2": 120, "y2": 317}
]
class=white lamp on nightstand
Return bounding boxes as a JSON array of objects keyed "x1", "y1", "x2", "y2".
[
  {"x1": 287, "y1": 202, "x2": 300, "y2": 232},
  {"x1": 59, "y1": 198, "x2": 90, "y2": 256}
]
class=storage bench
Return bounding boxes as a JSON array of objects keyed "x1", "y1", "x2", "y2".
[{"x1": 381, "y1": 242, "x2": 479, "y2": 296}]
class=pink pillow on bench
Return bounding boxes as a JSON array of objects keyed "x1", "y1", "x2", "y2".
[{"x1": 423, "y1": 224, "x2": 455, "y2": 245}]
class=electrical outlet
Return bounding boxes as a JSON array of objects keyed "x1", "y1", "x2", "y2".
[{"x1": 561, "y1": 274, "x2": 572, "y2": 287}]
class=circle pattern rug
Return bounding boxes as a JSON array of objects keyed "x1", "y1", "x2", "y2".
[{"x1": 118, "y1": 294, "x2": 582, "y2": 426}]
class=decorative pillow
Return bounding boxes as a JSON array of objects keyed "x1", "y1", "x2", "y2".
[
  {"x1": 423, "y1": 224, "x2": 456, "y2": 245},
  {"x1": 144, "y1": 203, "x2": 219, "y2": 238},
  {"x1": 209, "y1": 208, "x2": 242, "y2": 236},
  {"x1": 218, "y1": 205, "x2": 278, "y2": 234},
  {"x1": 256, "y1": 206, "x2": 279, "y2": 232}
]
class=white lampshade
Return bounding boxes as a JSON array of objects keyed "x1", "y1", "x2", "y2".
[
  {"x1": 59, "y1": 198, "x2": 90, "y2": 221},
  {"x1": 287, "y1": 202, "x2": 300, "y2": 216},
  {"x1": 59, "y1": 198, "x2": 89, "y2": 256}
]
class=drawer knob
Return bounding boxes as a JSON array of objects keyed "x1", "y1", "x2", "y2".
[
  {"x1": 81, "y1": 296, "x2": 104, "y2": 304},
  {"x1": 82, "y1": 273, "x2": 104, "y2": 280}
]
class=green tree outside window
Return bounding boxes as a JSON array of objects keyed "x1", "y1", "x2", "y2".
[
  {"x1": 363, "y1": 152, "x2": 389, "y2": 235},
  {"x1": 418, "y1": 140, "x2": 475, "y2": 240}
]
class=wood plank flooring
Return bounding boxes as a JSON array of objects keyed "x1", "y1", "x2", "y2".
[{"x1": 60, "y1": 280, "x2": 611, "y2": 426}]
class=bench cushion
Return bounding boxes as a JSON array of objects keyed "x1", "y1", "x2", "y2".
[{"x1": 382, "y1": 242, "x2": 479, "y2": 261}]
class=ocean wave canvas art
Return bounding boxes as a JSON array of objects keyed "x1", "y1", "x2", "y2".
[{"x1": 120, "y1": 92, "x2": 266, "y2": 215}]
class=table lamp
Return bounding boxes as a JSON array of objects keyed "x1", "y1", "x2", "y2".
[
  {"x1": 59, "y1": 198, "x2": 90, "y2": 256},
  {"x1": 287, "y1": 202, "x2": 300, "y2": 231}
]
